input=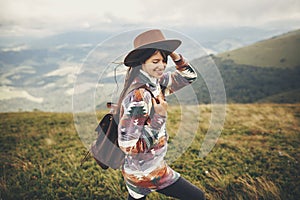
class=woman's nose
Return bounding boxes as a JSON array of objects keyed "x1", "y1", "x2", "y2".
[{"x1": 158, "y1": 61, "x2": 166, "y2": 68}]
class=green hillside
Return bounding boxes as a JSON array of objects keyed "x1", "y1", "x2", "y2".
[
  {"x1": 189, "y1": 29, "x2": 300, "y2": 104},
  {"x1": 1, "y1": 105, "x2": 299, "y2": 199},
  {"x1": 217, "y1": 29, "x2": 300, "y2": 68}
]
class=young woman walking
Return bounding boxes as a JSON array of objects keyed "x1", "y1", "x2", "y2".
[{"x1": 118, "y1": 29, "x2": 205, "y2": 200}]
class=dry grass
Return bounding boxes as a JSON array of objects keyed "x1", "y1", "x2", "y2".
[{"x1": 1, "y1": 104, "x2": 299, "y2": 199}]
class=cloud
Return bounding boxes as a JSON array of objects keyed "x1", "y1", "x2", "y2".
[
  {"x1": 0, "y1": 65, "x2": 36, "y2": 85},
  {"x1": 0, "y1": 0, "x2": 144, "y2": 36},
  {"x1": 138, "y1": 0, "x2": 300, "y2": 28},
  {"x1": 0, "y1": 86, "x2": 43, "y2": 103},
  {"x1": 1, "y1": 44, "x2": 29, "y2": 52},
  {"x1": 0, "y1": 0, "x2": 299, "y2": 37},
  {"x1": 44, "y1": 65, "x2": 77, "y2": 77}
]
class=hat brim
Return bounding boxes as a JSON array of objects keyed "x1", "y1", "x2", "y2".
[{"x1": 124, "y1": 39, "x2": 181, "y2": 67}]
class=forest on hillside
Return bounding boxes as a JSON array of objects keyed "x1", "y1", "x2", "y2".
[{"x1": 189, "y1": 56, "x2": 300, "y2": 104}]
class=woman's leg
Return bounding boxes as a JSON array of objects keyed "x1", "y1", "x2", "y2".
[{"x1": 157, "y1": 177, "x2": 205, "y2": 200}]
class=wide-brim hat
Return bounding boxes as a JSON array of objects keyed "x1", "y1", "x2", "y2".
[{"x1": 124, "y1": 29, "x2": 181, "y2": 67}]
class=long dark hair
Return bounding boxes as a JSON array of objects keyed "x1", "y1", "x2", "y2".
[{"x1": 117, "y1": 49, "x2": 168, "y2": 107}]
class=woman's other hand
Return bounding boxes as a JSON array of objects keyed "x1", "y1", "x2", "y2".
[{"x1": 152, "y1": 95, "x2": 168, "y2": 117}]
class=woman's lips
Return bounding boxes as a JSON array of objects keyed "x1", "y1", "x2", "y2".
[{"x1": 154, "y1": 69, "x2": 164, "y2": 76}]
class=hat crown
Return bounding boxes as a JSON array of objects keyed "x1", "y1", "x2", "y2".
[
  {"x1": 124, "y1": 29, "x2": 181, "y2": 67},
  {"x1": 133, "y1": 29, "x2": 166, "y2": 48}
]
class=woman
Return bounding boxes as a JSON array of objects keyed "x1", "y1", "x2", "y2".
[{"x1": 118, "y1": 29, "x2": 205, "y2": 200}]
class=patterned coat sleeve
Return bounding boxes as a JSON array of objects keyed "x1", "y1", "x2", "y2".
[
  {"x1": 159, "y1": 54, "x2": 197, "y2": 95},
  {"x1": 118, "y1": 88, "x2": 166, "y2": 155}
]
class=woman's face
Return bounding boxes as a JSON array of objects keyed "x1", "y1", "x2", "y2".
[{"x1": 142, "y1": 51, "x2": 167, "y2": 79}]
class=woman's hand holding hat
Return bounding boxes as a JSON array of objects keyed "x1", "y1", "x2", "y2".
[{"x1": 170, "y1": 52, "x2": 181, "y2": 62}]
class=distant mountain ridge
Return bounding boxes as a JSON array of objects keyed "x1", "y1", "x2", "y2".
[{"x1": 0, "y1": 28, "x2": 299, "y2": 112}]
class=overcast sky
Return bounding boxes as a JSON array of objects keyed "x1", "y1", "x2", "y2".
[{"x1": 0, "y1": 0, "x2": 300, "y2": 38}]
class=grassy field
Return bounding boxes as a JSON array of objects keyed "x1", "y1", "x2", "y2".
[{"x1": 0, "y1": 104, "x2": 299, "y2": 199}]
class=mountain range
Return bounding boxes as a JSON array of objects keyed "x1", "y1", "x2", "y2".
[{"x1": 0, "y1": 28, "x2": 299, "y2": 112}]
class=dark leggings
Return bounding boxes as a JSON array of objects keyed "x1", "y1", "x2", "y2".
[{"x1": 127, "y1": 177, "x2": 205, "y2": 200}]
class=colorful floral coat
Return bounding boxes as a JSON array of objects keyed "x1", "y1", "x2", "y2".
[{"x1": 118, "y1": 56, "x2": 197, "y2": 198}]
